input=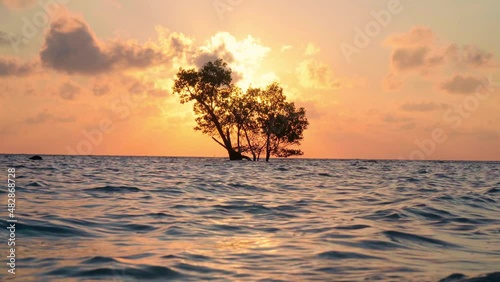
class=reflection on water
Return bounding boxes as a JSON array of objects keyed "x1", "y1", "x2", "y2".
[{"x1": 0, "y1": 155, "x2": 499, "y2": 281}]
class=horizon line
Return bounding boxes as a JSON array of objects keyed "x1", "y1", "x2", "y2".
[{"x1": 1, "y1": 153, "x2": 499, "y2": 162}]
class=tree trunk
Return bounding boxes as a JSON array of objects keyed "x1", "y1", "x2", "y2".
[
  {"x1": 243, "y1": 127, "x2": 256, "y2": 161},
  {"x1": 265, "y1": 134, "x2": 271, "y2": 162},
  {"x1": 237, "y1": 126, "x2": 241, "y2": 153},
  {"x1": 228, "y1": 149, "x2": 251, "y2": 160},
  {"x1": 196, "y1": 100, "x2": 249, "y2": 161},
  {"x1": 229, "y1": 149, "x2": 241, "y2": 160}
]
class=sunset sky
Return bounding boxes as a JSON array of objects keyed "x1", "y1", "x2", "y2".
[{"x1": 1, "y1": 0, "x2": 499, "y2": 160}]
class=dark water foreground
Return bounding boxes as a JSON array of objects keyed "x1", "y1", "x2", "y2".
[{"x1": 0, "y1": 155, "x2": 498, "y2": 281}]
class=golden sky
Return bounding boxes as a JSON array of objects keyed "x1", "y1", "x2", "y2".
[{"x1": 1, "y1": 0, "x2": 499, "y2": 160}]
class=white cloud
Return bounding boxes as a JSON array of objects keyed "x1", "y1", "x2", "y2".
[
  {"x1": 296, "y1": 59, "x2": 343, "y2": 90},
  {"x1": 194, "y1": 32, "x2": 275, "y2": 90},
  {"x1": 304, "y1": 42, "x2": 320, "y2": 56}
]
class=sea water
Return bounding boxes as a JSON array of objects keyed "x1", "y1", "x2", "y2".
[{"x1": 0, "y1": 155, "x2": 498, "y2": 281}]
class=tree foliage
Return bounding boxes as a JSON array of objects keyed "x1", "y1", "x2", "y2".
[{"x1": 173, "y1": 59, "x2": 309, "y2": 161}]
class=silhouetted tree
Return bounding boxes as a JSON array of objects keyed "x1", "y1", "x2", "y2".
[
  {"x1": 173, "y1": 59, "x2": 308, "y2": 161},
  {"x1": 255, "y1": 83, "x2": 309, "y2": 162},
  {"x1": 173, "y1": 59, "x2": 247, "y2": 160}
]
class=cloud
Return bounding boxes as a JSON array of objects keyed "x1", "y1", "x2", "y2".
[
  {"x1": 194, "y1": 32, "x2": 270, "y2": 66},
  {"x1": 398, "y1": 121, "x2": 416, "y2": 131},
  {"x1": 384, "y1": 26, "x2": 436, "y2": 47},
  {"x1": 383, "y1": 113, "x2": 412, "y2": 123},
  {"x1": 0, "y1": 31, "x2": 14, "y2": 45},
  {"x1": 194, "y1": 44, "x2": 235, "y2": 68},
  {"x1": 40, "y1": 15, "x2": 167, "y2": 75},
  {"x1": 391, "y1": 47, "x2": 434, "y2": 71},
  {"x1": 0, "y1": 57, "x2": 37, "y2": 76},
  {"x1": 385, "y1": 27, "x2": 495, "y2": 71},
  {"x1": 382, "y1": 72, "x2": 403, "y2": 91},
  {"x1": 440, "y1": 74, "x2": 487, "y2": 95},
  {"x1": 25, "y1": 110, "x2": 76, "y2": 124},
  {"x1": 400, "y1": 102, "x2": 448, "y2": 112},
  {"x1": 387, "y1": 48, "x2": 447, "y2": 74},
  {"x1": 304, "y1": 42, "x2": 320, "y2": 56},
  {"x1": 450, "y1": 129, "x2": 499, "y2": 141},
  {"x1": 92, "y1": 83, "x2": 110, "y2": 96},
  {"x1": 156, "y1": 27, "x2": 194, "y2": 59},
  {"x1": 24, "y1": 84, "x2": 35, "y2": 95},
  {"x1": 461, "y1": 45, "x2": 494, "y2": 68},
  {"x1": 2, "y1": 0, "x2": 37, "y2": 10},
  {"x1": 193, "y1": 32, "x2": 273, "y2": 89},
  {"x1": 383, "y1": 26, "x2": 497, "y2": 89},
  {"x1": 127, "y1": 80, "x2": 147, "y2": 95},
  {"x1": 58, "y1": 82, "x2": 80, "y2": 100},
  {"x1": 280, "y1": 45, "x2": 292, "y2": 52},
  {"x1": 147, "y1": 88, "x2": 169, "y2": 97},
  {"x1": 384, "y1": 27, "x2": 447, "y2": 73},
  {"x1": 296, "y1": 59, "x2": 342, "y2": 90},
  {"x1": 125, "y1": 76, "x2": 170, "y2": 98}
]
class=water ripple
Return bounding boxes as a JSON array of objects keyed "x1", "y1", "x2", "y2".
[{"x1": 0, "y1": 155, "x2": 498, "y2": 281}]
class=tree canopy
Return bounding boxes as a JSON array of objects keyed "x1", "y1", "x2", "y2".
[{"x1": 173, "y1": 59, "x2": 308, "y2": 161}]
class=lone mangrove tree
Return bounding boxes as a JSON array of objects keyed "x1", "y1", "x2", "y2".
[{"x1": 173, "y1": 59, "x2": 308, "y2": 161}]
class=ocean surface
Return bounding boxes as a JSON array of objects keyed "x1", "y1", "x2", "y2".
[{"x1": 0, "y1": 155, "x2": 499, "y2": 282}]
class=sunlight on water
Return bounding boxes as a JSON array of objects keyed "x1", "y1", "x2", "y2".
[{"x1": 0, "y1": 156, "x2": 499, "y2": 281}]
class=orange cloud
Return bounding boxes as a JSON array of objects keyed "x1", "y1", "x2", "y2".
[
  {"x1": 2, "y1": 0, "x2": 37, "y2": 10},
  {"x1": 384, "y1": 26, "x2": 436, "y2": 47},
  {"x1": 0, "y1": 57, "x2": 37, "y2": 76},
  {"x1": 440, "y1": 74, "x2": 488, "y2": 95},
  {"x1": 400, "y1": 102, "x2": 448, "y2": 112},
  {"x1": 25, "y1": 110, "x2": 76, "y2": 124},
  {"x1": 382, "y1": 72, "x2": 402, "y2": 91},
  {"x1": 58, "y1": 81, "x2": 81, "y2": 100},
  {"x1": 296, "y1": 59, "x2": 343, "y2": 90},
  {"x1": 383, "y1": 26, "x2": 497, "y2": 91}
]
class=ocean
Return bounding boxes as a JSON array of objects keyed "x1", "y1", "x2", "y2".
[{"x1": 0, "y1": 155, "x2": 499, "y2": 281}]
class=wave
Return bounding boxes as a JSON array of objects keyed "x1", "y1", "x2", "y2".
[
  {"x1": 26, "y1": 181, "x2": 48, "y2": 187},
  {"x1": 46, "y1": 265, "x2": 182, "y2": 280},
  {"x1": 0, "y1": 219, "x2": 97, "y2": 238},
  {"x1": 334, "y1": 224, "x2": 371, "y2": 230},
  {"x1": 439, "y1": 272, "x2": 500, "y2": 282},
  {"x1": 317, "y1": 251, "x2": 382, "y2": 260},
  {"x1": 383, "y1": 230, "x2": 459, "y2": 248},
  {"x1": 82, "y1": 256, "x2": 118, "y2": 264},
  {"x1": 84, "y1": 185, "x2": 142, "y2": 193},
  {"x1": 174, "y1": 262, "x2": 233, "y2": 275},
  {"x1": 362, "y1": 209, "x2": 408, "y2": 221},
  {"x1": 486, "y1": 187, "x2": 499, "y2": 194}
]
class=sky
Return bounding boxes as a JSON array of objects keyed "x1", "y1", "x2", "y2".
[{"x1": 0, "y1": 0, "x2": 499, "y2": 160}]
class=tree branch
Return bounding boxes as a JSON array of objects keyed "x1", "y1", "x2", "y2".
[{"x1": 211, "y1": 137, "x2": 227, "y2": 149}]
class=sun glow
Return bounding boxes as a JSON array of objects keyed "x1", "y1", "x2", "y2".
[{"x1": 197, "y1": 32, "x2": 279, "y2": 90}]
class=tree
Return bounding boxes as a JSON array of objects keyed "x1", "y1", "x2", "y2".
[
  {"x1": 173, "y1": 59, "x2": 248, "y2": 160},
  {"x1": 256, "y1": 83, "x2": 309, "y2": 162},
  {"x1": 173, "y1": 59, "x2": 308, "y2": 161},
  {"x1": 230, "y1": 87, "x2": 265, "y2": 161}
]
